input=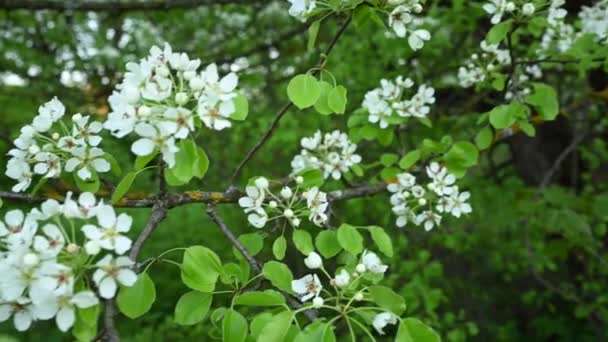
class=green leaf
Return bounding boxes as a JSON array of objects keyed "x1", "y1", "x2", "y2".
[
  {"x1": 273, "y1": 236, "x2": 287, "y2": 260},
  {"x1": 327, "y1": 85, "x2": 347, "y2": 114},
  {"x1": 524, "y1": 83, "x2": 559, "y2": 120},
  {"x1": 380, "y1": 153, "x2": 399, "y2": 167},
  {"x1": 251, "y1": 313, "x2": 274, "y2": 339},
  {"x1": 486, "y1": 19, "x2": 512, "y2": 44},
  {"x1": 292, "y1": 229, "x2": 314, "y2": 255},
  {"x1": 181, "y1": 246, "x2": 223, "y2": 292},
  {"x1": 174, "y1": 291, "x2": 212, "y2": 326},
  {"x1": 262, "y1": 261, "x2": 293, "y2": 293},
  {"x1": 294, "y1": 321, "x2": 336, "y2": 342},
  {"x1": 234, "y1": 290, "x2": 285, "y2": 306},
  {"x1": 193, "y1": 146, "x2": 210, "y2": 179},
  {"x1": 489, "y1": 104, "x2": 516, "y2": 129},
  {"x1": 369, "y1": 286, "x2": 407, "y2": 315},
  {"x1": 369, "y1": 226, "x2": 393, "y2": 257},
  {"x1": 519, "y1": 120, "x2": 536, "y2": 136},
  {"x1": 231, "y1": 94, "x2": 249, "y2": 121},
  {"x1": 111, "y1": 172, "x2": 137, "y2": 204},
  {"x1": 475, "y1": 126, "x2": 493, "y2": 150},
  {"x1": 74, "y1": 171, "x2": 100, "y2": 193},
  {"x1": 223, "y1": 309, "x2": 248, "y2": 342},
  {"x1": 117, "y1": 273, "x2": 156, "y2": 319},
  {"x1": 287, "y1": 74, "x2": 321, "y2": 109},
  {"x1": 396, "y1": 318, "x2": 441, "y2": 342},
  {"x1": 104, "y1": 153, "x2": 122, "y2": 177},
  {"x1": 168, "y1": 140, "x2": 199, "y2": 183},
  {"x1": 445, "y1": 141, "x2": 479, "y2": 167},
  {"x1": 337, "y1": 223, "x2": 364, "y2": 255},
  {"x1": 296, "y1": 169, "x2": 324, "y2": 188},
  {"x1": 314, "y1": 81, "x2": 334, "y2": 115},
  {"x1": 256, "y1": 310, "x2": 293, "y2": 342},
  {"x1": 135, "y1": 151, "x2": 158, "y2": 171},
  {"x1": 399, "y1": 150, "x2": 421, "y2": 170},
  {"x1": 315, "y1": 230, "x2": 342, "y2": 258},
  {"x1": 235, "y1": 233, "x2": 264, "y2": 258},
  {"x1": 308, "y1": 20, "x2": 321, "y2": 51}
]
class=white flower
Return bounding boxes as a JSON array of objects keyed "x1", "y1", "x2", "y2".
[
  {"x1": 304, "y1": 252, "x2": 323, "y2": 269},
  {"x1": 389, "y1": 5, "x2": 413, "y2": 38},
  {"x1": 334, "y1": 269, "x2": 350, "y2": 288},
  {"x1": 131, "y1": 122, "x2": 179, "y2": 167},
  {"x1": 447, "y1": 191, "x2": 472, "y2": 218},
  {"x1": 247, "y1": 210, "x2": 268, "y2": 229},
  {"x1": 522, "y1": 3, "x2": 535, "y2": 16},
  {"x1": 483, "y1": 0, "x2": 515, "y2": 24},
  {"x1": 92, "y1": 255, "x2": 137, "y2": 299},
  {"x1": 287, "y1": 0, "x2": 316, "y2": 21},
  {"x1": 415, "y1": 210, "x2": 442, "y2": 231},
  {"x1": 62, "y1": 192, "x2": 98, "y2": 219},
  {"x1": 32, "y1": 152, "x2": 62, "y2": 178},
  {"x1": 5, "y1": 158, "x2": 33, "y2": 192},
  {"x1": 32, "y1": 290, "x2": 98, "y2": 332},
  {"x1": 71, "y1": 114, "x2": 103, "y2": 147},
  {"x1": 82, "y1": 204, "x2": 133, "y2": 255},
  {"x1": 65, "y1": 147, "x2": 111, "y2": 180},
  {"x1": 0, "y1": 297, "x2": 36, "y2": 331},
  {"x1": 197, "y1": 63, "x2": 238, "y2": 131},
  {"x1": 32, "y1": 98, "x2": 65, "y2": 132},
  {"x1": 291, "y1": 274, "x2": 322, "y2": 302},
  {"x1": 162, "y1": 107, "x2": 194, "y2": 139},
  {"x1": 408, "y1": 29, "x2": 431, "y2": 50},
  {"x1": 372, "y1": 312, "x2": 398, "y2": 335},
  {"x1": 33, "y1": 224, "x2": 65, "y2": 257},
  {"x1": 302, "y1": 187, "x2": 329, "y2": 227},
  {"x1": 361, "y1": 250, "x2": 388, "y2": 274}
]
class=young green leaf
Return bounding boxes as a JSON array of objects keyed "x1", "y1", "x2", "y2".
[
  {"x1": 486, "y1": 19, "x2": 512, "y2": 44},
  {"x1": 234, "y1": 290, "x2": 285, "y2": 307},
  {"x1": 307, "y1": 20, "x2": 321, "y2": 51},
  {"x1": 337, "y1": 224, "x2": 364, "y2": 255},
  {"x1": 399, "y1": 150, "x2": 421, "y2": 170},
  {"x1": 524, "y1": 83, "x2": 559, "y2": 120},
  {"x1": 223, "y1": 309, "x2": 248, "y2": 342},
  {"x1": 315, "y1": 230, "x2": 342, "y2": 258},
  {"x1": 117, "y1": 273, "x2": 156, "y2": 319},
  {"x1": 181, "y1": 246, "x2": 223, "y2": 292},
  {"x1": 313, "y1": 81, "x2": 335, "y2": 115},
  {"x1": 231, "y1": 94, "x2": 249, "y2": 121},
  {"x1": 327, "y1": 85, "x2": 347, "y2": 114},
  {"x1": 369, "y1": 285, "x2": 407, "y2": 315},
  {"x1": 396, "y1": 318, "x2": 441, "y2": 342},
  {"x1": 262, "y1": 261, "x2": 293, "y2": 293},
  {"x1": 475, "y1": 126, "x2": 493, "y2": 150},
  {"x1": 369, "y1": 226, "x2": 394, "y2": 257},
  {"x1": 174, "y1": 291, "x2": 212, "y2": 326},
  {"x1": 287, "y1": 74, "x2": 321, "y2": 109},
  {"x1": 272, "y1": 236, "x2": 287, "y2": 260},
  {"x1": 292, "y1": 229, "x2": 314, "y2": 255},
  {"x1": 256, "y1": 310, "x2": 293, "y2": 342},
  {"x1": 111, "y1": 172, "x2": 137, "y2": 204}
]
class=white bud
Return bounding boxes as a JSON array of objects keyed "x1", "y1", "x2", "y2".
[
  {"x1": 280, "y1": 187, "x2": 293, "y2": 199},
  {"x1": 295, "y1": 176, "x2": 304, "y2": 184},
  {"x1": 254, "y1": 177, "x2": 269, "y2": 189},
  {"x1": 487, "y1": 63, "x2": 495, "y2": 71},
  {"x1": 189, "y1": 76, "x2": 205, "y2": 91},
  {"x1": 51, "y1": 133, "x2": 60, "y2": 140},
  {"x1": 156, "y1": 65, "x2": 170, "y2": 77},
  {"x1": 283, "y1": 209, "x2": 294, "y2": 218},
  {"x1": 304, "y1": 252, "x2": 323, "y2": 269},
  {"x1": 66, "y1": 243, "x2": 79, "y2": 253},
  {"x1": 183, "y1": 71, "x2": 196, "y2": 80},
  {"x1": 334, "y1": 270, "x2": 351, "y2": 288},
  {"x1": 522, "y1": 3, "x2": 535, "y2": 16},
  {"x1": 269, "y1": 200, "x2": 278, "y2": 208},
  {"x1": 23, "y1": 253, "x2": 39, "y2": 267},
  {"x1": 291, "y1": 217, "x2": 301, "y2": 227},
  {"x1": 28, "y1": 145, "x2": 40, "y2": 155},
  {"x1": 506, "y1": 2, "x2": 515, "y2": 11},
  {"x1": 123, "y1": 85, "x2": 140, "y2": 104},
  {"x1": 175, "y1": 92, "x2": 188, "y2": 106},
  {"x1": 312, "y1": 296, "x2": 324, "y2": 308},
  {"x1": 354, "y1": 292, "x2": 364, "y2": 301},
  {"x1": 138, "y1": 105, "x2": 151, "y2": 117},
  {"x1": 72, "y1": 113, "x2": 83, "y2": 122},
  {"x1": 356, "y1": 263, "x2": 367, "y2": 273},
  {"x1": 418, "y1": 198, "x2": 427, "y2": 206},
  {"x1": 471, "y1": 53, "x2": 479, "y2": 60}
]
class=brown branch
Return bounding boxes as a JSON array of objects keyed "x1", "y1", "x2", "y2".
[
  {"x1": 102, "y1": 299, "x2": 120, "y2": 342},
  {"x1": 128, "y1": 202, "x2": 168, "y2": 260},
  {"x1": 228, "y1": 15, "x2": 353, "y2": 185},
  {"x1": 328, "y1": 183, "x2": 387, "y2": 202},
  {"x1": 0, "y1": 0, "x2": 261, "y2": 12},
  {"x1": 206, "y1": 203, "x2": 317, "y2": 321}
]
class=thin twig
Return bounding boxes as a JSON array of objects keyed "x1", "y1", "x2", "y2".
[
  {"x1": 228, "y1": 15, "x2": 352, "y2": 185},
  {"x1": 129, "y1": 202, "x2": 168, "y2": 261}
]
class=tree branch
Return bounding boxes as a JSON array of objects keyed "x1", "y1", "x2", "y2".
[
  {"x1": 128, "y1": 201, "x2": 168, "y2": 261},
  {"x1": 228, "y1": 15, "x2": 352, "y2": 185},
  {"x1": 102, "y1": 299, "x2": 120, "y2": 342},
  {"x1": 0, "y1": 0, "x2": 261, "y2": 12},
  {"x1": 206, "y1": 203, "x2": 317, "y2": 321}
]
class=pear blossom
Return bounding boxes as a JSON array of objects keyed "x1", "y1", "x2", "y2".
[
  {"x1": 291, "y1": 274, "x2": 322, "y2": 302},
  {"x1": 92, "y1": 255, "x2": 137, "y2": 299},
  {"x1": 361, "y1": 250, "x2": 388, "y2": 274},
  {"x1": 0, "y1": 297, "x2": 37, "y2": 331},
  {"x1": 483, "y1": 0, "x2": 515, "y2": 24},
  {"x1": 304, "y1": 252, "x2": 323, "y2": 269},
  {"x1": 64, "y1": 146, "x2": 110, "y2": 180},
  {"x1": 372, "y1": 312, "x2": 398, "y2": 335},
  {"x1": 82, "y1": 204, "x2": 133, "y2": 255},
  {"x1": 287, "y1": 0, "x2": 316, "y2": 21}
]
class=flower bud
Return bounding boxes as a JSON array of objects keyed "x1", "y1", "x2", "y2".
[
  {"x1": 291, "y1": 217, "x2": 301, "y2": 227},
  {"x1": 66, "y1": 243, "x2": 79, "y2": 253},
  {"x1": 312, "y1": 296, "x2": 324, "y2": 308},
  {"x1": 156, "y1": 65, "x2": 170, "y2": 77},
  {"x1": 506, "y1": 2, "x2": 515, "y2": 12},
  {"x1": 254, "y1": 177, "x2": 269, "y2": 189},
  {"x1": 189, "y1": 76, "x2": 205, "y2": 91},
  {"x1": 522, "y1": 3, "x2": 535, "y2": 16},
  {"x1": 123, "y1": 85, "x2": 140, "y2": 104},
  {"x1": 356, "y1": 263, "x2": 367, "y2": 273},
  {"x1": 304, "y1": 252, "x2": 323, "y2": 269},
  {"x1": 280, "y1": 187, "x2": 293, "y2": 199},
  {"x1": 138, "y1": 105, "x2": 151, "y2": 117},
  {"x1": 183, "y1": 71, "x2": 196, "y2": 80},
  {"x1": 269, "y1": 200, "x2": 278, "y2": 208},
  {"x1": 295, "y1": 176, "x2": 304, "y2": 184},
  {"x1": 354, "y1": 292, "x2": 364, "y2": 301},
  {"x1": 175, "y1": 92, "x2": 188, "y2": 106},
  {"x1": 334, "y1": 269, "x2": 351, "y2": 288},
  {"x1": 283, "y1": 208, "x2": 294, "y2": 218},
  {"x1": 418, "y1": 198, "x2": 427, "y2": 206},
  {"x1": 28, "y1": 145, "x2": 40, "y2": 155},
  {"x1": 51, "y1": 133, "x2": 60, "y2": 140},
  {"x1": 23, "y1": 253, "x2": 39, "y2": 267}
]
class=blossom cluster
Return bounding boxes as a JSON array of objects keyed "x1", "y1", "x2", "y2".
[
  {"x1": 291, "y1": 130, "x2": 362, "y2": 180},
  {"x1": 457, "y1": 41, "x2": 511, "y2": 88},
  {"x1": 483, "y1": 0, "x2": 536, "y2": 24},
  {"x1": 238, "y1": 177, "x2": 329, "y2": 228},
  {"x1": 103, "y1": 43, "x2": 243, "y2": 167},
  {"x1": 0, "y1": 193, "x2": 136, "y2": 332},
  {"x1": 362, "y1": 76, "x2": 435, "y2": 129},
  {"x1": 388, "y1": 162, "x2": 472, "y2": 230},
  {"x1": 6, "y1": 98, "x2": 110, "y2": 193},
  {"x1": 387, "y1": 0, "x2": 431, "y2": 50},
  {"x1": 292, "y1": 249, "x2": 396, "y2": 334}
]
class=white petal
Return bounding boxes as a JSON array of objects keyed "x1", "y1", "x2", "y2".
[
  {"x1": 71, "y1": 291, "x2": 98, "y2": 308},
  {"x1": 219, "y1": 73, "x2": 238, "y2": 92},
  {"x1": 56, "y1": 307, "x2": 75, "y2": 332},
  {"x1": 131, "y1": 138, "x2": 155, "y2": 156},
  {"x1": 77, "y1": 167, "x2": 92, "y2": 180},
  {"x1": 117, "y1": 269, "x2": 137, "y2": 286},
  {"x1": 92, "y1": 158, "x2": 111, "y2": 172},
  {"x1": 14, "y1": 311, "x2": 33, "y2": 331},
  {"x1": 96, "y1": 204, "x2": 117, "y2": 229},
  {"x1": 114, "y1": 236, "x2": 132, "y2": 255},
  {"x1": 99, "y1": 277, "x2": 117, "y2": 299},
  {"x1": 115, "y1": 213, "x2": 132, "y2": 232}
]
